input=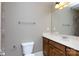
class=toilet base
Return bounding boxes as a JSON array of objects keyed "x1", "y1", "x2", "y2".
[{"x1": 24, "y1": 51, "x2": 43, "y2": 56}]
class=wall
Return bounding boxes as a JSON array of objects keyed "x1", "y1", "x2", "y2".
[
  {"x1": 0, "y1": 2, "x2": 1, "y2": 50},
  {"x1": 51, "y1": 6, "x2": 75, "y2": 35},
  {"x1": 73, "y1": 10, "x2": 79, "y2": 36},
  {"x1": 1, "y1": 2, "x2": 52, "y2": 56}
]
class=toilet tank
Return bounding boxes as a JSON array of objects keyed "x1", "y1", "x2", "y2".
[{"x1": 21, "y1": 42, "x2": 34, "y2": 55}]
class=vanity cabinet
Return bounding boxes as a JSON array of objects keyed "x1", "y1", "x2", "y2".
[
  {"x1": 66, "y1": 47, "x2": 79, "y2": 56},
  {"x1": 49, "y1": 40, "x2": 65, "y2": 56},
  {"x1": 53, "y1": 48, "x2": 65, "y2": 56},
  {"x1": 49, "y1": 45, "x2": 65, "y2": 56},
  {"x1": 43, "y1": 37, "x2": 79, "y2": 56},
  {"x1": 49, "y1": 45, "x2": 54, "y2": 56},
  {"x1": 43, "y1": 37, "x2": 49, "y2": 56}
]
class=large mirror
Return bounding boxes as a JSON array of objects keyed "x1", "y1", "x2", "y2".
[{"x1": 51, "y1": 2, "x2": 79, "y2": 36}]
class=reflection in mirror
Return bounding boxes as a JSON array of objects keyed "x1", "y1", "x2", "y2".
[{"x1": 51, "y1": 2, "x2": 79, "y2": 36}]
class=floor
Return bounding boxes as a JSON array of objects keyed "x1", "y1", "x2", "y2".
[{"x1": 34, "y1": 51, "x2": 43, "y2": 56}]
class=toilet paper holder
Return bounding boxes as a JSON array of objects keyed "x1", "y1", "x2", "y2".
[{"x1": 18, "y1": 21, "x2": 36, "y2": 25}]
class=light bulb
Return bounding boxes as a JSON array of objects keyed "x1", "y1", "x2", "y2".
[
  {"x1": 59, "y1": 7, "x2": 63, "y2": 9},
  {"x1": 59, "y1": 2, "x2": 69, "y2": 9},
  {"x1": 60, "y1": 2, "x2": 65, "y2": 6},
  {"x1": 64, "y1": 4, "x2": 68, "y2": 7},
  {"x1": 55, "y1": 4, "x2": 59, "y2": 9}
]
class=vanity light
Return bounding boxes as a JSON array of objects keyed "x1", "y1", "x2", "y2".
[
  {"x1": 55, "y1": 2, "x2": 60, "y2": 9},
  {"x1": 59, "y1": 6, "x2": 64, "y2": 9},
  {"x1": 55, "y1": 2, "x2": 70, "y2": 9}
]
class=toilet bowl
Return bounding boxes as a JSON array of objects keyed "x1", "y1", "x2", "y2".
[
  {"x1": 21, "y1": 42, "x2": 34, "y2": 56},
  {"x1": 21, "y1": 42, "x2": 43, "y2": 56}
]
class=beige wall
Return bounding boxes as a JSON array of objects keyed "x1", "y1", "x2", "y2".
[
  {"x1": 0, "y1": 2, "x2": 1, "y2": 49},
  {"x1": 51, "y1": 6, "x2": 75, "y2": 35},
  {"x1": 1, "y1": 2, "x2": 52, "y2": 56}
]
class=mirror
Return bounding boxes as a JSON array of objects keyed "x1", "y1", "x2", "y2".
[{"x1": 51, "y1": 2, "x2": 79, "y2": 36}]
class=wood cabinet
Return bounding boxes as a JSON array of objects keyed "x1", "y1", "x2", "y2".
[
  {"x1": 54, "y1": 48, "x2": 65, "y2": 56},
  {"x1": 43, "y1": 37, "x2": 49, "y2": 56},
  {"x1": 49, "y1": 44, "x2": 65, "y2": 56},
  {"x1": 43, "y1": 37, "x2": 79, "y2": 56},
  {"x1": 66, "y1": 47, "x2": 79, "y2": 56},
  {"x1": 48, "y1": 40, "x2": 65, "y2": 56},
  {"x1": 49, "y1": 45, "x2": 54, "y2": 56}
]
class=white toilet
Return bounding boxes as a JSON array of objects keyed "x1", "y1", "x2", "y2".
[{"x1": 21, "y1": 42, "x2": 43, "y2": 56}]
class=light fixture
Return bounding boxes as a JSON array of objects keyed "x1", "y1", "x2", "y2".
[
  {"x1": 55, "y1": 2, "x2": 70, "y2": 9},
  {"x1": 55, "y1": 2, "x2": 60, "y2": 9}
]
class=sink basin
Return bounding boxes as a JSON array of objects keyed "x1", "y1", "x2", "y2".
[
  {"x1": 62, "y1": 36, "x2": 68, "y2": 39},
  {"x1": 61, "y1": 35, "x2": 77, "y2": 42},
  {"x1": 61, "y1": 36, "x2": 70, "y2": 41}
]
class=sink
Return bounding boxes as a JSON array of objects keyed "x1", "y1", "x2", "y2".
[
  {"x1": 61, "y1": 35, "x2": 77, "y2": 42},
  {"x1": 62, "y1": 36, "x2": 68, "y2": 39},
  {"x1": 61, "y1": 36, "x2": 70, "y2": 41}
]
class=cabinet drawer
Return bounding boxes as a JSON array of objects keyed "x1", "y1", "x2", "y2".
[
  {"x1": 49, "y1": 40, "x2": 55, "y2": 46},
  {"x1": 66, "y1": 47, "x2": 77, "y2": 56},
  {"x1": 49, "y1": 44, "x2": 65, "y2": 56},
  {"x1": 43, "y1": 37, "x2": 49, "y2": 43},
  {"x1": 49, "y1": 40, "x2": 65, "y2": 52},
  {"x1": 54, "y1": 48, "x2": 65, "y2": 56},
  {"x1": 76, "y1": 51, "x2": 79, "y2": 56}
]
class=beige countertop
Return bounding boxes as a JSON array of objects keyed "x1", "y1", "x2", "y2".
[{"x1": 43, "y1": 32, "x2": 79, "y2": 51}]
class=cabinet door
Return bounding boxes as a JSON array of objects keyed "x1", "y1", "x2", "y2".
[
  {"x1": 54, "y1": 48, "x2": 65, "y2": 56},
  {"x1": 49, "y1": 40, "x2": 65, "y2": 53},
  {"x1": 76, "y1": 51, "x2": 79, "y2": 56},
  {"x1": 49, "y1": 45, "x2": 54, "y2": 56},
  {"x1": 43, "y1": 37, "x2": 49, "y2": 56},
  {"x1": 66, "y1": 47, "x2": 77, "y2": 56},
  {"x1": 49, "y1": 45, "x2": 65, "y2": 56}
]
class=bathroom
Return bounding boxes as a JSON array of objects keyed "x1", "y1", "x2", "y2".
[{"x1": 0, "y1": 1, "x2": 79, "y2": 56}]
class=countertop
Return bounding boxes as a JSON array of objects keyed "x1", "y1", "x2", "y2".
[{"x1": 43, "y1": 32, "x2": 79, "y2": 51}]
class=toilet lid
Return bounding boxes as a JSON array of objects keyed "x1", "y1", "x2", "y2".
[{"x1": 24, "y1": 54, "x2": 35, "y2": 56}]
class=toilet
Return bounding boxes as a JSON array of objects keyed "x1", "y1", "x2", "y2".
[{"x1": 21, "y1": 42, "x2": 43, "y2": 56}]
